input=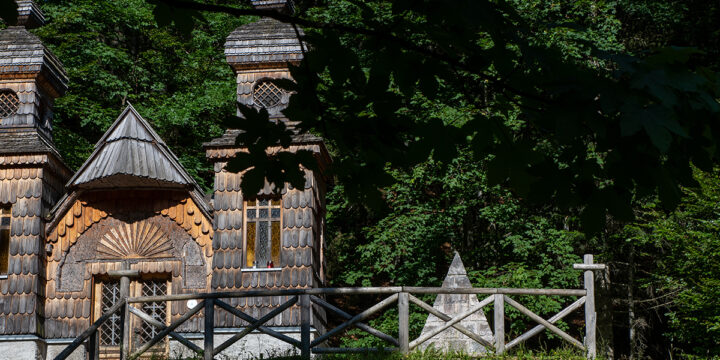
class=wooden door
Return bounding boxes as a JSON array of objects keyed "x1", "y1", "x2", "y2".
[
  {"x1": 130, "y1": 277, "x2": 170, "y2": 358},
  {"x1": 93, "y1": 276, "x2": 170, "y2": 360},
  {"x1": 94, "y1": 280, "x2": 123, "y2": 360}
]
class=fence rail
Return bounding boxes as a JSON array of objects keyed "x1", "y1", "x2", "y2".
[{"x1": 54, "y1": 254, "x2": 605, "y2": 360}]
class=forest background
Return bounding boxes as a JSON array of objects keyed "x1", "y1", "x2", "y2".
[{"x1": 10, "y1": 0, "x2": 719, "y2": 358}]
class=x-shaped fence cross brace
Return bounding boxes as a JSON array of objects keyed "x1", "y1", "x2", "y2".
[
  {"x1": 128, "y1": 300, "x2": 205, "y2": 360},
  {"x1": 310, "y1": 295, "x2": 399, "y2": 346},
  {"x1": 127, "y1": 305, "x2": 203, "y2": 354},
  {"x1": 409, "y1": 294, "x2": 495, "y2": 350},
  {"x1": 128, "y1": 297, "x2": 303, "y2": 359},
  {"x1": 503, "y1": 295, "x2": 586, "y2": 350},
  {"x1": 212, "y1": 297, "x2": 300, "y2": 356},
  {"x1": 213, "y1": 297, "x2": 302, "y2": 349},
  {"x1": 310, "y1": 293, "x2": 399, "y2": 348},
  {"x1": 408, "y1": 294, "x2": 495, "y2": 350}
]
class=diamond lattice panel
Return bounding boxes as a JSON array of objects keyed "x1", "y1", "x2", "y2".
[
  {"x1": 138, "y1": 280, "x2": 167, "y2": 345},
  {"x1": 253, "y1": 81, "x2": 283, "y2": 108},
  {"x1": 99, "y1": 282, "x2": 122, "y2": 346},
  {"x1": 0, "y1": 90, "x2": 19, "y2": 118}
]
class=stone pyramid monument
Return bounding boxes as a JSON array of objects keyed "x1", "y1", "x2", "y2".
[{"x1": 418, "y1": 252, "x2": 494, "y2": 355}]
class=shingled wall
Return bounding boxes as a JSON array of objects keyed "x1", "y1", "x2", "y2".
[
  {"x1": 234, "y1": 70, "x2": 293, "y2": 118},
  {"x1": 207, "y1": 144, "x2": 327, "y2": 329},
  {"x1": 44, "y1": 190, "x2": 214, "y2": 338},
  {"x1": 0, "y1": 154, "x2": 68, "y2": 336}
]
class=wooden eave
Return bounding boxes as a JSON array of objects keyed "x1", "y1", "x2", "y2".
[{"x1": 66, "y1": 104, "x2": 200, "y2": 192}]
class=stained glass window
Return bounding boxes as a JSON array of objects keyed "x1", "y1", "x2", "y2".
[
  {"x1": 245, "y1": 198, "x2": 281, "y2": 268},
  {"x1": 0, "y1": 206, "x2": 10, "y2": 275}
]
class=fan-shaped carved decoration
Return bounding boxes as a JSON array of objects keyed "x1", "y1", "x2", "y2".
[{"x1": 97, "y1": 221, "x2": 173, "y2": 259}]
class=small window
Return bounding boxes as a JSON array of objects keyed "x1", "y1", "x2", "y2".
[
  {"x1": 1, "y1": 206, "x2": 11, "y2": 275},
  {"x1": 253, "y1": 81, "x2": 284, "y2": 108},
  {"x1": 245, "y1": 198, "x2": 282, "y2": 268},
  {"x1": 0, "y1": 90, "x2": 19, "y2": 118},
  {"x1": 98, "y1": 280, "x2": 122, "y2": 346}
]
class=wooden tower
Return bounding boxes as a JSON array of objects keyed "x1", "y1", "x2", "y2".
[
  {"x1": 0, "y1": 0, "x2": 71, "y2": 355},
  {"x1": 204, "y1": 0, "x2": 331, "y2": 331}
]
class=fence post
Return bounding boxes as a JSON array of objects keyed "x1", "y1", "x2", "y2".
[
  {"x1": 494, "y1": 293, "x2": 504, "y2": 355},
  {"x1": 300, "y1": 294, "x2": 311, "y2": 360},
  {"x1": 584, "y1": 254, "x2": 597, "y2": 359},
  {"x1": 398, "y1": 292, "x2": 410, "y2": 354},
  {"x1": 87, "y1": 331, "x2": 99, "y2": 360},
  {"x1": 204, "y1": 298, "x2": 215, "y2": 360},
  {"x1": 118, "y1": 266, "x2": 132, "y2": 360}
]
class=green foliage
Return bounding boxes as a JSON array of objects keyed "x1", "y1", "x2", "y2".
[
  {"x1": 132, "y1": 0, "x2": 720, "y2": 232},
  {"x1": 34, "y1": 0, "x2": 246, "y2": 188},
  {"x1": 610, "y1": 168, "x2": 720, "y2": 356},
  {"x1": 0, "y1": 0, "x2": 717, "y2": 358},
  {"x1": 323, "y1": 347, "x2": 590, "y2": 360},
  {"x1": 328, "y1": 150, "x2": 586, "y2": 348}
]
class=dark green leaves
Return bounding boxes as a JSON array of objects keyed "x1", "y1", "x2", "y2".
[
  {"x1": 147, "y1": 0, "x2": 720, "y2": 233},
  {"x1": 0, "y1": 0, "x2": 17, "y2": 26},
  {"x1": 225, "y1": 103, "x2": 318, "y2": 195}
]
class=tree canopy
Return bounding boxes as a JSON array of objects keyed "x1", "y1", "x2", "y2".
[
  {"x1": 154, "y1": 0, "x2": 720, "y2": 234},
  {"x1": 0, "y1": 0, "x2": 719, "y2": 357}
]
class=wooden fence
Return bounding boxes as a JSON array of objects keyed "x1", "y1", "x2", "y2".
[{"x1": 54, "y1": 255, "x2": 605, "y2": 360}]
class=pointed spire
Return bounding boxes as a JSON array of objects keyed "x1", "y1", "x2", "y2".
[
  {"x1": 67, "y1": 104, "x2": 200, "y2": 190},
  {"x1": 418, "y1": 252, "x2": 494, "y2": 354},
  {"x1": 448, "y1": 251, "x2": 468, "y2": 276}
]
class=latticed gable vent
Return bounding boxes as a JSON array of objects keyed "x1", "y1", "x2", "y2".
[
  {"x1": 253, "y1": 80, "x2": 284, "y2": 108},
  {"x1": 0, "y1": 90, "x2": 19, "y2": 119}
]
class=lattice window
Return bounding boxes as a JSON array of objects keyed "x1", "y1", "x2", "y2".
[
  {"x1": 99, "y1": 281, "x2": 122, "y2": 346},
  {"x1": 253, "y1": 81, "x2": 284, "y2": 108},
  {"x1": 138, "y1": 280, "x2": 167, "y2": 345},
  {"x1": 0, "y1": 206, "x2": 10, "y2": 275},
  {"x1": 0, "y1": 90, "x2": 19, "y2": 118},
  {"x1": 245, "y1": 198, "x2": 282, "y2": 268}
]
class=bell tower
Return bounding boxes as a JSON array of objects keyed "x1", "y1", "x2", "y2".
[
  {"x1": 223, "y1": 0, "x2": 304, "y2": 120},
  {"x1": 0, "y1": 0, "x2": 71, "y2": 352},
  {"x1": 204, "y1": 0, "x2": 331, "y2": 332},
  {"x1": 0, "y1": 0, "x2": 67, "y2": 140}
]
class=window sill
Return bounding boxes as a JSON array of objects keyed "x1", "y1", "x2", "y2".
[{"x1": 241, "y1": 268, "x2": 282, "y2": 272}]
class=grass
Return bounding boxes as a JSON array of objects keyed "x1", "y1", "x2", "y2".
[
  {"x1": 172, "y1": 347, "x2": 593, "y2": 360},
  {"x1": 320, "y1": 348, "x2": 590, "y2": 360}
]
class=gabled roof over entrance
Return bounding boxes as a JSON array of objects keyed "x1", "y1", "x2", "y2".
[{"x1": 67, "y1": 104, "x2": 198, "y2": 190}]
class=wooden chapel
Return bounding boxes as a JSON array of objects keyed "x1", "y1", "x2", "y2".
[{"x1": 0, "y1": 0, "x2": 330, "y2": 359}]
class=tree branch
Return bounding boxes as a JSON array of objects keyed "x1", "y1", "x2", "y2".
[{"x1": 158, "y1": 0, "x2": 551, "y2": 104}]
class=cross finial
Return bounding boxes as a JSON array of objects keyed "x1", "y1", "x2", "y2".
[{"x1": 573, "y1": 254, "x2": 607, "y2": 271}]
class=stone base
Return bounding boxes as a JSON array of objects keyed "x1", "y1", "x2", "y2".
[
  {"x1": 170, "y1": 331, "x2": 308, "y2": 359},
  {"x1": 1, "y1": 330, "x2": 315, "y2": 360},
  {"x1": 0, "y1": 339, "x2": 46, "y2": 360},
  {"x1": 418, "y1": 253, "x2": 495, "y2": 356}
]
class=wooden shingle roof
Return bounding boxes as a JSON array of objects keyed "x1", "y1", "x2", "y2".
[
  {"x1": 0, "y1": 129, "x2": 59, "y2": 156},
  {"x1": 67, "y1": 104, "x2": 200, "y2": 191},
  {"x1": 225, "y1": 17, "x2": 304, "y2": 70},
  {"x1": 203, "y1": 128, "x2": 323, "y2": 149},
  {"x1": 0, "y1": 26, "x2": 68, "y2": 96}
]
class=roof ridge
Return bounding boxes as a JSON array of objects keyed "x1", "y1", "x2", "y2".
[{"x1": 67, "y1": 104, "x2": 202, "y2": 192}]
